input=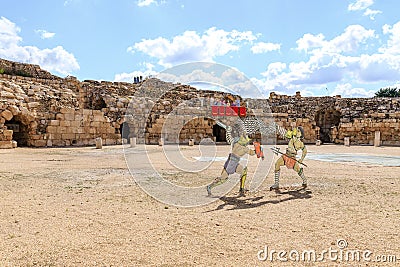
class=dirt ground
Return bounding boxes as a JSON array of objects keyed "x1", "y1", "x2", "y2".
[{"x1": 0, "y1": 144, "x2": 399, "y2": 266}]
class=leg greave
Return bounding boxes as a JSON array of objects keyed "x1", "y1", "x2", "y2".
[
  {"x1": 298, "y1": 167, "x2": 307, "y2": 185},
  {"x1": 240, "y1": 167, "x2": 248, "y2": 190},
  {"x1": 274, "y1": 170, "x2": 280, "y2": 186}
]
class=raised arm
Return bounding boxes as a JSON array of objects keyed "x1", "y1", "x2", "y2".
[{"x1": 217, "y1": 119, "x2": 245, "y2": 145}]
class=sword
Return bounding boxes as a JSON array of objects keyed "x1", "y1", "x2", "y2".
[{"x1": 271, "y1": 147, "x2": 307, "y2": 167}]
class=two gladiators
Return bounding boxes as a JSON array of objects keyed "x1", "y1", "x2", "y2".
[{"x1": 207, "y1": 119, "x2": 308, "y2": 196}]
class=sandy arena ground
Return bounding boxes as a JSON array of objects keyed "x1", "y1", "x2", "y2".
[{"x1": 0, "y1": 144, "x2": 399, "y2": 266}]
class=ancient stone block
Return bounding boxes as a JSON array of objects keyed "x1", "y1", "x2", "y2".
[
  {"x1": 3, "y1": 130, "x2": 13, "y2": 138},
  {"x1": 52, "y1": 140, "x2": 66, "y2": 146},
  {"x1": 57, "y1": 127, "x2": 68, "y2": 134},
  {"x1": 374, "y1": 131, "x2": 381, "y2": 147},
  {"x1": 60, "y1": 120, "x2": 70, "y2": 127},
  {"x1": 93, "y1": 115, "x2": 104, "y2": 122},
  {"x1": 90, "y1": 121, "x2": 101, "y2": 127},
  {"x1": 8, "y1": 105, "x2": 20, "y2": 116},
  {"x1": 0, "y1": 141, "x2": 13, "y2": 149},
  {"x1": 1, "y1": 110, "x2": 13, "y2": 121},
  {"x1": 28, "y1": 102, "x2": 40, "y2": 109},
  {"x1": 60, "y1": 107, "x2": 75, "y2": 114},
  {"x1": 64, "y1": 113, "x2": 75, "y2": 121},
  {"x1": 46, "y1": 126, "x2": 57, "y2": 134},
  {"x1": 92, "y1": 110, "x2": 103, "y2": 116},
  {"x1": 34, "y1": 140, "x2": 47, "y2": 147},
  {"x1": 70, "y1": 121, "x2": 81, "y2": 128},
  {"x1": 83, "y1": 109, "x2": 92, "y2": 116},
  {"x1": 49, "y1": 120, "x2": 60, "y2": 126},
  {"x1": 61, "y1": 133, "x2": 76, "y2": 140},
  {"x1": 107, "y1": 127, "x2": 116, "y2": 134},
  {"x1": 1, "y1": 91, "x2": 14, "y2": 98},
  {"x1": 55, "y1": 113, "x2": 64, "y2": 120},
  {"x1": 47, "y1": 139, "x2": 53, "y2": 147},
  {"x1": 30, "y1": 134, "x2": 42, "y2": 140}
]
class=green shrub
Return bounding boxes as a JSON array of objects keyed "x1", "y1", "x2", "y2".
[
  {"x1": 14, "y1": 70, "x2": 32, "y2": 77},
  {"x1": 0, "y1": 68, "x2": 4, "y2": 74},
  {"x1": 375, "y1": 87, "x2": 400, "y2": 97}
]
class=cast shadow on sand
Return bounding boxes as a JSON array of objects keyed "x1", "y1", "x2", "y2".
[{"x1": 206, "y1": 188, "x2": 312, "y2": 212}]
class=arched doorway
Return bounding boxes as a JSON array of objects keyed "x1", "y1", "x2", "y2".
[
  {"x1": 4, "y1": 117, "x2": 29, "y2": 146},
  {"x1": 315, "y1": 108, "x2": 341, "y2": 143},
  {"x1": 213, "y1": 123, "x2": 226, "y2": 142},
  {"x1": 120, "y1": 121, "x2": 131, "y2": 143}
]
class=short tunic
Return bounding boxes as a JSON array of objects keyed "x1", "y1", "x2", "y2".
[
  {"x1": 283, "y1": 154, "x2": 296, "y2": 169},
  {"x1": 223, "y1": 153, "x2": 241, "y2": 174}
]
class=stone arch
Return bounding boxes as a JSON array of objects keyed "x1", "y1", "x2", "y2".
[
  {"x1": 4, "y1": 114, "x2": 29, "y2": 146},
  {"x1": 92, "y1": 96, "x2": 107, "y2": 110},
  {"x1": 212, "y1": 123, "x2": 226, "y2": 142},
  {"x1": 179, "y1": 117, "x2": 216, "y2": 144},
  {"x1": 315, "y1": 108, "x2": 341, "y2": 143},
  {"x1": 1, "y1": 106, "x2": 36, "y2": 147}
]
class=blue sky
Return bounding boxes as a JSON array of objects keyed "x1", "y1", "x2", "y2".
[{"x1": 1, "y1": 0, "x2": 400, "y2": 98}]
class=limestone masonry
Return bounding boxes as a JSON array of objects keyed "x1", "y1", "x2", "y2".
[{"x1": 0, "y1": 58, "x2": 399, "y2": 148}]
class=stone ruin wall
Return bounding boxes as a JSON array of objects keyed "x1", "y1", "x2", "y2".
[
  {"x1": 0, "y1": 58, "x2": 58, "y2": 80},
  {"x1": 0, "y1": 74, "x2": 122, "y2": 148},
  {"x1": 0, "y1": 59, "x2": 245, "y2": 148},
  {"x1": 0, "y1": 58, "x2": 399, "y2": 148}
]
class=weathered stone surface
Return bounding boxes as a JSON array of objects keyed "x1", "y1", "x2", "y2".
[
  {"x1": 1, "y1": 110, "x2": 13, "y2": 121},
  {"x1": 0, "y1": 140, "x2": 13, "y2": 149}
]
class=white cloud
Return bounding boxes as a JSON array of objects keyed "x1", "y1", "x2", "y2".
[
  {"x1": 363, "y1": 8, "x2": 382, "y2": 20},
  {"x1": 297, "y1": 25, "x2": 375, "y2": 54},
  {"x1": 157, "y1": 67, "x2": 239, "y2": 86},
  {"x1": 137, "y1": 0, "x2": 164, "y2": 7},
  {"x1": 296, "y1": 33, "x2": 326, "y2": 53},
  {"x1": 348, "y1": 0, "x2": 381, "y2": 20},
  {"x1": 348, "y1": 0, "x2": 373, "y2": 11},
  {"x1": 63, "y1": 0, "x2": 80, "y2": 6},
  {"x1": 261, "y1": 62, "x2": 286, "y2": 78},
  {"x1": 114, "y1": 70, "x2": 155, "y2": 82},
  {"x1": 330, "y1": 25, "x2": 375, "y2": 53},
  {"x1": 114, "y1": 62, "x2": 157, "y2": 82},
  {"x1": 380, "y1": 21, "x2": 400, "y2": 55},
  {"x1": 130, "y1": 27, "x2": 258, "y2": 67},
  {"x1": 331, "y1": 83, "x2": 375, "y2": 97},
  {"x1": 251, "y1": 42, "x2": 280, "y2": 54},
  {"x1": 0, "y1": 16, "x2": 22, "y2": 49},
  {"x1": 139, "y1": 63, "x2": 263, "y2": 98},
  {"x1": 0, "y1": 17, "x2": 79, "y2": 76},
  {"x1": 254, "y1": 22, "x2": 400, "y2": 96},
  {"x1": 357, "y1": 53, "x2": 400, "y2": 82},
  {"x1": 35, "y1": 29, "x2": 56, "y2": 39}
]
